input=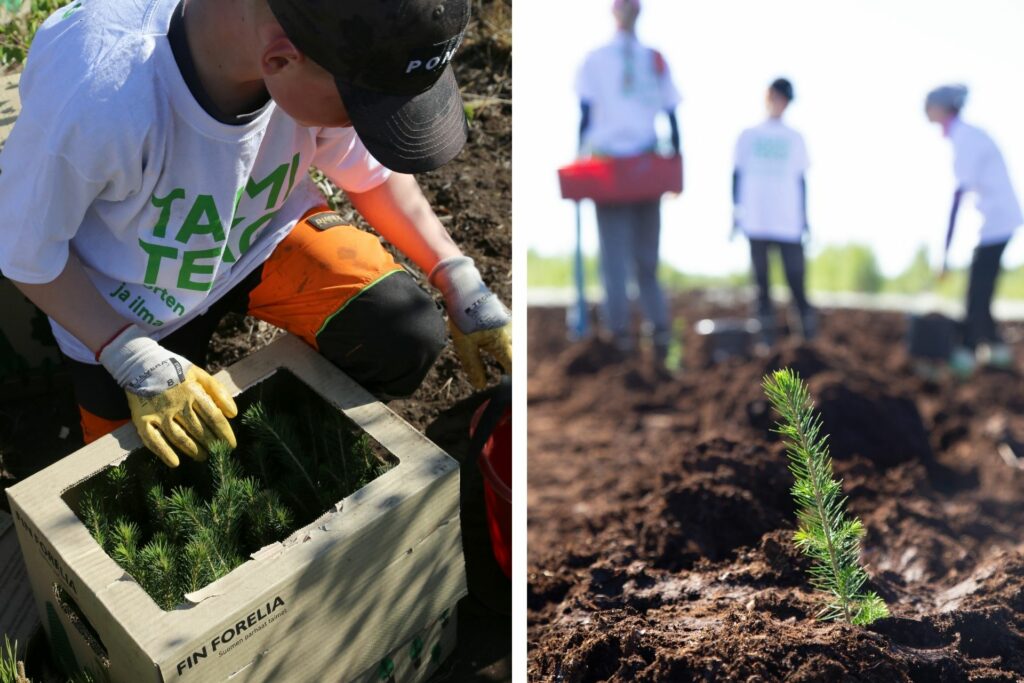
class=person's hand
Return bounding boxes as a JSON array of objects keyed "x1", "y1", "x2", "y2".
[
  {"x1": 730, "y1": 214, "x2": 741, "y2": 242},
  {"x1": 430, "y1": 256, "x2": 512, "y2": 389},
  {"x1": 98, "y1": 325, "x2": 237, "y2": 467}
]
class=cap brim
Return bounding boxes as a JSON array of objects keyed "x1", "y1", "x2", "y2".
[{"x1": 337, "y1": 65, "x2": 468, "y2": 174}]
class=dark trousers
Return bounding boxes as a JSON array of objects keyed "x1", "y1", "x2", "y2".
[
  {"x1": 964, "y1": 240, "x2": 1008, "y2": 349},
  {"x1": 749, "y1": 238, "x2": 810, "y2": 317},
  {"x1": 594, "y1": 200, "x2": 670, "y2": 346}
]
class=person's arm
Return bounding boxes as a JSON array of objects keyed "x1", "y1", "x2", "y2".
[
  {"x1": 11, "y1": 253, "x2": 236, "y2": 466},
  {"x1": 578, "y1": 101, "x2": 591, "y2": 156},
  {"x1": 943, "y1": 187, "x2": 964, "y2": 273},
  {"x1": 347, "y1": 173, "x2": 511, "y2": 388},
  {"x1": 800, "y1": 174, "x2": 809, "y2": 235},
  {"x1": 346, "y1": 172, "x2": 460, "y2": 275},
  {"x1": 731, "y1": 168, "x2": 741, "y2": 239},
  {"x1": 667, "y1": 110, "x2": 680, "y2": 156},
  {"x1": 9, "y1": 252, "x2": 131, "y2": 355}
]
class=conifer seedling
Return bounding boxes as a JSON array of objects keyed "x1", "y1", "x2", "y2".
[
  {"x1": 73, "y1": 380, "x2": 394, "y2": 611},
  {"x1": 763, "y1": 368, "x2": 889, "y2": 625},
  {"x1": 1, "y1": 634, "x2": 98, "y2": 683}
]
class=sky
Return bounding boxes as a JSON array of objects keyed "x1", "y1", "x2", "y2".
[{"x1": 514, "y1": 0, "x2": 1024, "y2": 277}]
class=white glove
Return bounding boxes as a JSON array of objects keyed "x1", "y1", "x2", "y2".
[
  {"x1": 430, "y1": 256, "x2": 512, "y2": 388},
  {"x1": 99, "y1": 325, "x2": 192, "y2": 397}
]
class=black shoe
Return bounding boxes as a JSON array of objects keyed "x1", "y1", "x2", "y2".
[{"x1": 797, "y1": 308, "x2": 818, "y2": 341}]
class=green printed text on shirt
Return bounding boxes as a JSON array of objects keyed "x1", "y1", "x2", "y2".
[{"x1": 138, "y1": 153, "x2": 300, "y2": 291}]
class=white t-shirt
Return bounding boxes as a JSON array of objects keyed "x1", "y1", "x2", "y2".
[
  {"x1": 734, "y1": 118, "x2": 809, "y2": 242},
  {"x1": 948, "y1": 118, "x2": 1022, "y2": 245},
  {"x1": 575, "y1": 32, "x2": 681, "y2": 157},
  {"x1": 0, "y1": 0, "x2": 391, "y2": 363}
]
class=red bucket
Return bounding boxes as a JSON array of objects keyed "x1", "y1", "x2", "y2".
[
  {"x1": 557, "y1": 153, "x2": 683, "y2": 204},
  {"x1": 470, "y1": 379, "x2": 512, "y2": 579}
]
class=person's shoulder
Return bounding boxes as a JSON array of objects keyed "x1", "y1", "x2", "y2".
[
  {"x1": 581, "y1": 39, "x2": 616, "y2": 64},
  {"x1": 740, "y1": 122, "x2": 765, "y2": 137},
  {"x1": 28, "y1": 0, "x2": 158, "y2": 65},
  {"x1": 784, "y1": 122, "x2": 806, "y2": 141},
  {"x1": 21, "y1": 0, "x2": 160, "y2": 146},
  {"x1": 25, "y1": 0, "x2": 160, "y2": 100},
  {"x1": 953, "y1": 119, "x2": 984, "y2": 138},
  {"x1": 578, "y1": 40, "x2": 617, "y2": 83},
  {"x1": 637, "y1": 42, "x2": 671, "y2": 75},
  {"x1": 736, "y1": 126, "x2": 757, "y2": 149},
  {"x1": 952, "y1": 120, "x2": 997, "y2": 153},
  {"x1": 745, "y1": 120, "x2": 774, "y2": 136}
]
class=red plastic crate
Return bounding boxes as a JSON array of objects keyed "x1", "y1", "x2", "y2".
[{"x1": 558, "y1": 153, "x2": 683, "y2": 204}]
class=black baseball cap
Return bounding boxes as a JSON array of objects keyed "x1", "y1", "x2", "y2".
[{"x1": 267, "y1": 0, "x2": 470, "y2": 174}]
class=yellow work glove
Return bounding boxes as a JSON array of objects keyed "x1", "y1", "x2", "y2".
[
  {"x1": 449, "y1": 319, "x2": 513, "y2": 390},
  {"x1": 98, "y1": 325, "x2": 237, "y2": 467},
  {"x1": 430, "y1": 256, "x2": 512, "y2": 390}
]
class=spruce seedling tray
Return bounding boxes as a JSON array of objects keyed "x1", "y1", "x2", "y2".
[
  {"x1": 6, "y1": 334, "x2": 466, "y2": 683},
  {"x1": 66, "y1": 369, "x2": 398, "y2": 612}
]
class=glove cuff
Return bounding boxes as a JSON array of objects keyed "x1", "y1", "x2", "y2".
[
  {"x1": 429, "y1": 255, "x2": 479, "y2": 292},
  {"x1": 97, "y1": 324, "x2": 150, "y2": 370},
  {"x1": 430, "y1": 255, "x2": 509, "y2": 333},
  {"x1": 99, "y1": 324, "x2": 191, "y2": 395}
]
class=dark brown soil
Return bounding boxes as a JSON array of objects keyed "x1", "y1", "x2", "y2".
[
  {"x1": 528, "y1": 297, "x2": 1024, "y2": 682},
  {"x1": 0, "y1": 1, "x2": 510, "y2": 679}
]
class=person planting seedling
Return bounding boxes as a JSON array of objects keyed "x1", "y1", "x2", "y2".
[
  {"x1": 733, "y1": 78, "x2": 815, "y2": 344},
  {"x1": 0, "y1": 0, "x2": 511, "y2": 469},
  {"x1": 926, "y1": 84, "x2": 1020, "y2": 374},
  {"x1": 763, "y1": 369, "x2": 889, "y2": 625}
]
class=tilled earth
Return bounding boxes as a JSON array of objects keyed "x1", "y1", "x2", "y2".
[{"x1": 528, "y1": 297, "x2": 1024, "y2": 682}]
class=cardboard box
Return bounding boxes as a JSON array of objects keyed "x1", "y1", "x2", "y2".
[
  {"x1": 350, "y1": 605, "x2": 457, "y2": 683},
  {"x1": 6, "y1": 334, "x2": 467, "y2": 682},
  {"x1": 0, "y1": 510, "x2": 39, "y2": 658}
]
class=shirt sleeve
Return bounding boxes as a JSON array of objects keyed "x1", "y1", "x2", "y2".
[
  {"x1": 654, "y1": 50, "x2": 682, "y2": 110},
  {"x1": 312, "y1": 128, "x2": 392, "y2": 194},
  {"x1": 575, "y1": 53, "x2": 598, "y2": 103},
  {"x1": 733, "y1": 131, "x2": 749, "y2": 170},
  {"x1": 794, "y1": 133, "x2": 810, "y2": 172},
  {"x1": 0, "y1": 117, "x2": 105, "y2": 283},
  {"x1": 953, "y1": 134, "x2": 985, "y2": 191}
]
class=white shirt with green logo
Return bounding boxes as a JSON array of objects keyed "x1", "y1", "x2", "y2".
[
  {"x1": 734, "y1": 119, "x2": 809, "y2": 242},
  {"x1": 0, "y1": 0, "x2": 391, "y2": 363},
  {"x1": 575, "y1": 31, "x2": 681, "y2": 158}
]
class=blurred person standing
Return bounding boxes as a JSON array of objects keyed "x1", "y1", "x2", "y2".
[
  {"x1": 926, "y1": 84, "x2": 1020, "y2": 371},
  {"x1": 733, "y1": 78, "x2": 815, "y2": 343},
  {"x1": 576, "y1": 0, "x2": 681, "y2": 364}
]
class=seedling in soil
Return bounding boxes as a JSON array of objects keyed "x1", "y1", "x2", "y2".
[
  {"x1": 664, "y1": 317, "x2": 686, "y2": 372},
  {"x1": 71, "y1": 380, "x2": 394, "y2": 611},
  {"x1": 763, "y1": 369, "x2": 890, "y2": 625},
  {"x1": 0, "y1": 635, "x2": 25, "y2": 683},
  {"x1": 0, "y1": 634, "x2": 96, "y2": 683}
]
